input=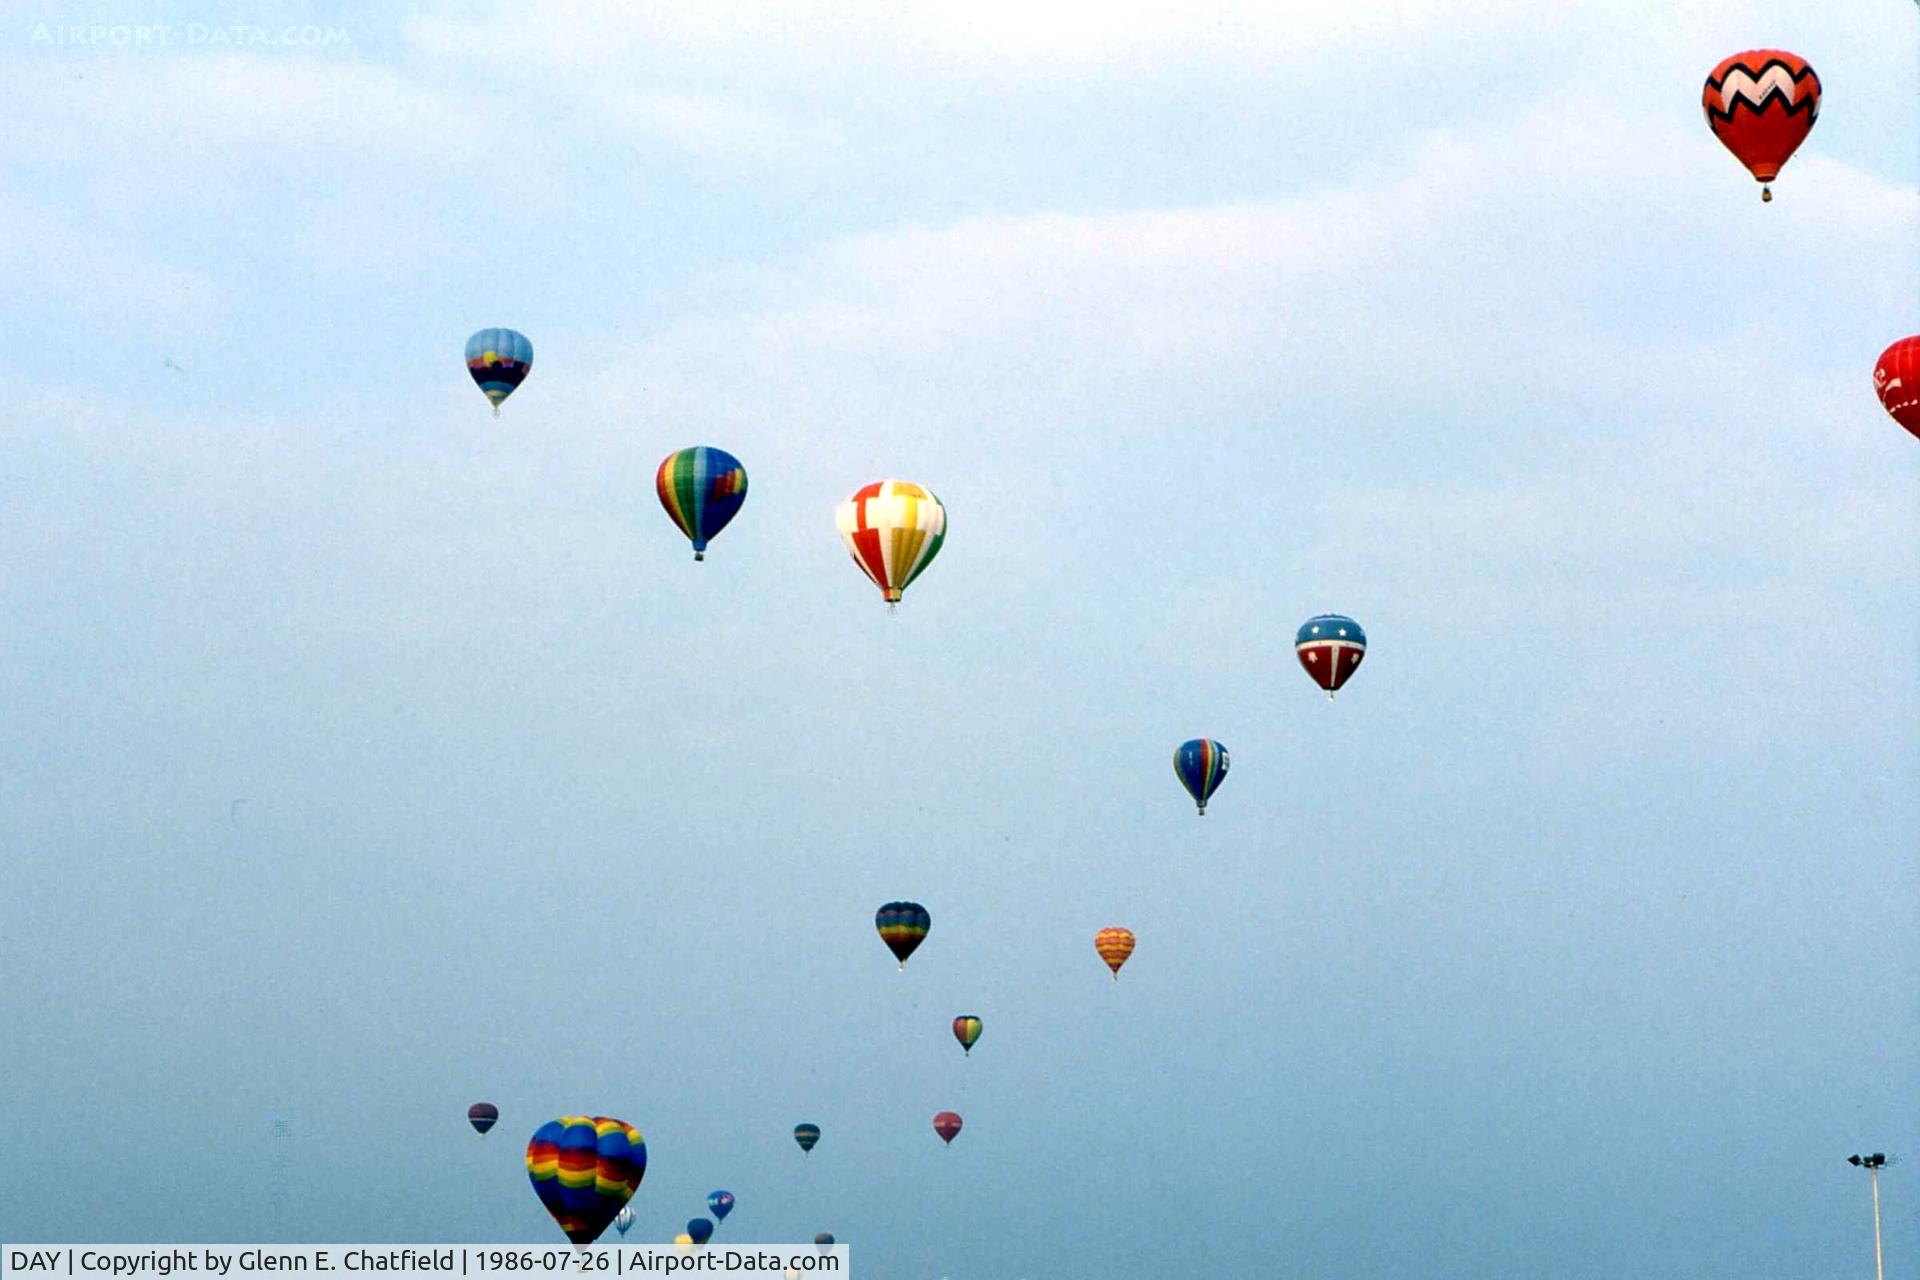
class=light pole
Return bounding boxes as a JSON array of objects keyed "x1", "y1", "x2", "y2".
[{"x1": 1848, "y1": 1153, "x2": 1888, "y2": 1280}]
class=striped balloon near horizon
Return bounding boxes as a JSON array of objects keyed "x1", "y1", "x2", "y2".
[
  {"x1": 793, "y1": 1123, "x2": 821, "y2": 1153},
  {"x1": 836, "y1": 480, "x2": 946, "y2": 608},
  {"x1": 465, "y1": 328, "x2": 533, "y2": 416},
  {"x1": 1295, "y1": 614, "x2": 1366, "y2": 698},
  {"x1": 525, "y1": 1116, "x2": 646, "y2": 1246},
  {"x1": 1174, "y1": 738, "x2": 1229, "y2": 816},
  {"x1": 656, "y1": 446, "x2": 749, "y2": 560},
  {"x1": 1095, "y1": 927, "x2": 1135, "y2": 980}
]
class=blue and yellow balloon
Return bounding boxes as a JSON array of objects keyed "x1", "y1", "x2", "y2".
[{"x1": 466, "y1": 328, "x2": 532, "y2": 418}]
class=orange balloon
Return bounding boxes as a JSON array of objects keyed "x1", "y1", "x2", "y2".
[
  {"x1": 1702, "y1": 50, "x2": 1820, "y2": 201},
  {"x1": 1095, "y1": 927, "x2": 1135, "y2": 980}
]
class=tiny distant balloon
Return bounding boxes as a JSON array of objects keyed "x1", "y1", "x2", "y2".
[
  {"x1": 794, "y1": 1123, "x2": 821, "y2": 1153},
  {"x1": 933, "y1": 1111, "x2": 963, "y2": 1145},
  {"x1": 1702, "y1": 50, "x2": 1820, "y2": 202},
  {"x1": 814, "y1": 1234, "x2": 835, "y2": 1250},
  {"x1": 836, "y1": 480, "x2": 947, "y2": 608},
  {"x1": 1874, "y1": 337, "x2": 1920, "y2": 441},
  {"x1": 1296, "y1": 614, "x2": 1366, "y2": 698},
  {"x1": 525, "y1": 1116, "x2": 647, "y2": 1247},
  {"x1": 465, "y1": 328, "x2": 533, "y2": 417},
  {"x1": 674, "y1": 1236, "x2": 693, "y2": 1254},
  {"x1": 614, "y1": 1208, "x2": 633, "y2": 1238},
  {"x1": 468, "y1": 1102, "x2": 499, "y2": 1135},
  {"x1": 1173, "y1": 739, "x2": 1229, "y2": 815},
  {"x1": 1096, "y1": 927, "x2": 1135, "y2": 980},
  {"x1": 656, "y1": 447, "x2": 749, "y2": 561},
  {"x1": 876, "y1": 901, "x2": 930, "y2": 970},
  {"x1": 687, "y1": 1219, "x2": 714, "y2": 1246},
  {"x1": 952, "y1": 1015, "x2": 982, "y2": 1056},
  {"x1": 707, "y1": 1190, "x2": 734, "y2": 1222}
]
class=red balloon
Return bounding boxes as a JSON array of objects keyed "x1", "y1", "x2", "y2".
[
  {"x1": 1874, "y1": 338, "x2": 1920, "y2": 441},
  {"x1": 932, "y1": 1111, "x2": 963, "y2": 1145},
  {"x1": 1702, "y1": 50, "x2": 1820, "y2": 201}
]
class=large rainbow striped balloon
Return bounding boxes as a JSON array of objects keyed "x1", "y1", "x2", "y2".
[
  {"x1": 836, "y1": 480, "x2": 946, "y2": 608},
  {"x1": 876, "y1": 901, "x2": 930, "y2": 970},
  {"x1": 526, "y1": 1116, "x2": 647, "y2": 1247},
  {"x1": 656, "y1": 446, "x2": 748, "y2": 561}
]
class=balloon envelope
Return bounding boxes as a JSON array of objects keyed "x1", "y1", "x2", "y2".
[
  {"x1": 836, "y1": 480, "x2": 947, "y2": 605},
  {"x1": 933, "y1": 1111, "x2": 963, "y2": 1145},
  {"x1": 525, "y1": 1116, "x2": 647, "y2": 1246},
  {"x1": 687, "y1": 1219, "x2": 714, "y2": 1246},
  {"x1": 1295, "y1": 614, "x2": 1366, "y2": 694},
  {"x1": 465, "y1": 328, "x2": 533, "y2": 412},
  {"x1": 707, "y1": 1190, "x2": 734, "y2": 1222},
  {"x1": 1875, "y1": 337, "x2": 1920, "y2": 441},
  {"x1": 952, "y1": 1015, "x2": 982, "y2": 1055},
  {"x1": 876, "y1": 901, "x2": 930, "y2": 969},
  {"x1": 657, "y1": 447, "x2": 748, "y2": 560},
  {"x1": 1702, "y1": 50, "x2": 1820, "y2": 197},
  {"x1": 1173, "y1": 739, "x2": 1229, "y2": 815},
  {"x1": 468, "y1": 1102, "x2": 499, "y2": 1135},
  {"x1": 794, "y1": 1123, "x2": 821, "y2": 1153},
  {"x1": 1096, "y1": 927, "x2": 1135, "y2": 979}
]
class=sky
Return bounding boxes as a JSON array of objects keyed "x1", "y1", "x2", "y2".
[{"x1": 0, "y1": 1, "x2": 1916, "y2": 1276}]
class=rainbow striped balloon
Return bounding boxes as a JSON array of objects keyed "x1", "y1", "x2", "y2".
[
  {"x1": 836, "y1": 480, "x2": 946, "y2": 608},
  {"x1": 1174, "y1": 739, "x2": 1229, "y2": 815},
  {"x1": 525, "y1": 1116, "x2": 647, "y2": 1246},
  {"x1": 1095, "y1": 926, "x2": 1135, "y2": 980},
  {"x1": 656, "y1": 446, "x2": 748, "y2": 561},
  {"x1": 876, "y1": 901, "x2": 930, "y2": 970}
]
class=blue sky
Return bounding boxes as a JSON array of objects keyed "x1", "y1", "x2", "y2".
[{"x1": 0, "y1": 2, "x2": 1915, "y2": 1276}]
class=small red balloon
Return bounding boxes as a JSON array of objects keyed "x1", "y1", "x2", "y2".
[
  {"x1": 1874, "y1": 337, "x2": 1920, "y2": 441},
  {"x1": 933, "y1": 1111, "x2": 963, "y2": 1145},
  {"x1": 1702, "y1": 50, "x2": 1820, "y2": 198}
]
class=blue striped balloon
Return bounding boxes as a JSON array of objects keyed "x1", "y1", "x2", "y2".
[{"x1": 1173, "y1": 739, "x2": 1229, "y2": 816}]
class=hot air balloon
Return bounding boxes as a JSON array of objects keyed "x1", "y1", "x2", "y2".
[
  {"x1": 1702, "y1": 50, "x2": 1820, "y2": 202},
  {"x1": 656, "y1": 447, "x2": 749, "y2": 561},
  {"x1": 526, "y1": 1116, "x2": 647, "y2": 1247},
  {"x1": 614, "y1": 1208, "x2": 633, "y2": 1238},
  {"x1": 1296, "y1": 614, "x2": 1366, "y2": 698},
  {"x1": 687, "y1": 1219, "x2": 714, "y2": 1246},
  {"x1": 1096, "y1": 927, "x2": 1135, "y2": 980},
  {"x1": 673, "y1": 1236, "x2": 693, "y2": 1253},
  {"x1": 933, "y1": 1111, "x2": 963, "y2": 1145},
  {"x1": 465, "y1": 328, "x2": 533, "y2": 416},
  {"x1": 707, "y1": 1190, "x2": 734, "y2": 1222},
  {"x1": 835, "y1": 480, "x2": 947, "y2": 610},
  {"x1": 794, "y1": 1123, "x2": 821, "y2": 1153},
  {"x1": 813, "y1": 1235, "x2": 835, "y2": 1250},
  {"x1": 1874, "y1": 337, "x2": 1920, "y2": 441},
  {"x1": 468, "y1": 1102, "x2": 499, "y2": 1135},
  {"x1": 952, "y1": 1015, "x2": 983, "y2": 1056},
  {"x1": 876, "y1": 901, "x2": 930, "y2": 970},
  {"x1": 1173, "y1": 739, "x2": 1229, "y2": 815}
]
